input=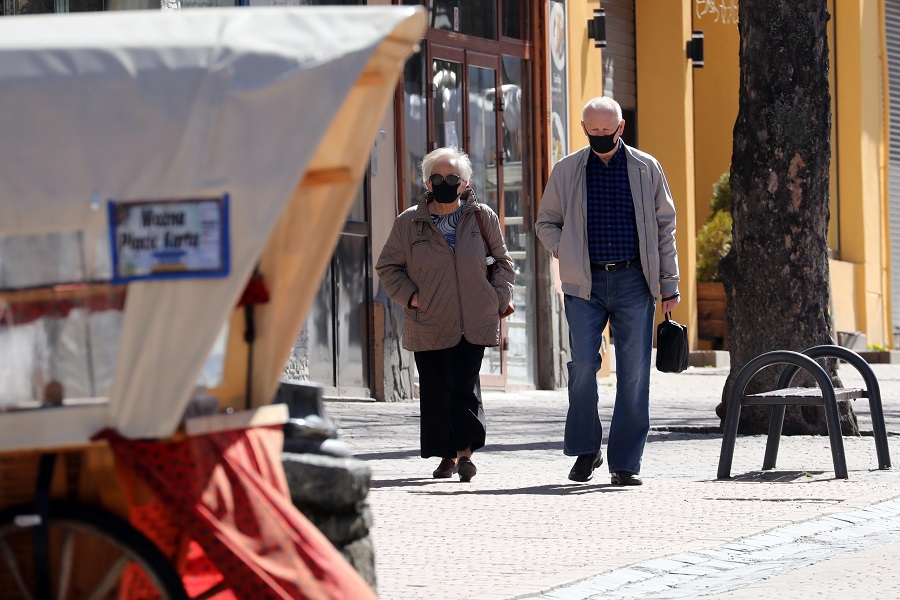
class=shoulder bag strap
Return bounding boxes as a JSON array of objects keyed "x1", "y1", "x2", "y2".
[{"x1": 474, "y1": 210, "x2": 491, "y2": 256}]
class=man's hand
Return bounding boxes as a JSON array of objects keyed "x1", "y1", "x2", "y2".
[
  {"x1": 409, "y1": 292, "x2": 419, "y2": 309},
  {"x1": 660, "y1": 294, "x2": 680, "y2": 314}
]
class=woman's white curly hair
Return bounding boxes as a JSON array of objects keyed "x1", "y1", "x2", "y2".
[{"x1": 421, "y1": 147, "x2": 473, "y2": 184}]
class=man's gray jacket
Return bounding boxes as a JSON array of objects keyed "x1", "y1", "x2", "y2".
[{"x1": 535, "y1": 143, "x2": 680, "y2": 301}]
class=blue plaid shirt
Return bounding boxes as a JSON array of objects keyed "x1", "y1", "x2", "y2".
[{"x1": 585, "y1": 144, "x2": 640, "y2": 262}]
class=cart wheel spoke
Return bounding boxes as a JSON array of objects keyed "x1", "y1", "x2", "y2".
[
  {"x1": 55, "y1": 529, "x2": 75, "y2": 600},
  {"x1": 85, "y1": 555, "x2": 129, "y2": 600},
  {"x1": 0, "y1": 538, "x2": 34, "y2": 600}
]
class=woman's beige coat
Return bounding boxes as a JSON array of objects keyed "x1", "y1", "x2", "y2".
[{"x1": 376, "y1": 195, "x2": 515, "y2": 352}]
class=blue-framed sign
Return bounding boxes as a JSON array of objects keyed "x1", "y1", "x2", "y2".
[{"x1": 108, "y1": 195, "x2": 230, "y2": 283}]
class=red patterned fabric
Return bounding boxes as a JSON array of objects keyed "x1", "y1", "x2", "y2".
[
  {"x1": 0, "y1": 286, "x2": 127, "y2": 326},
  {"x1": 96, "y1": 426, "x2": 376, "y2": 600}
]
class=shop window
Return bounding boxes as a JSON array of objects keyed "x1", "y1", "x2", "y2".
[
  {"x1": 402, "y1": 50, "x2": 428, "y2": 207},
  {"x1": 245, "y1": 0, "x2": 361, "y2": 4},
  {"x1": 500, "y1": 0, "x2": 525, "y2": 39},
  {"x1": 3, "y1": 0, "x2": 61, "y2": 14},
  {"x1": 182, "y1": 0, "x2": 238, "y2": 6},
  {"x1": 403, "y1": 0, "x2": 499, "y2": 40}
]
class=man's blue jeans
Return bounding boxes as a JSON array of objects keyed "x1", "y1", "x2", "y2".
[{"x1": 563, "y1": 262, "x2": 655, "y2": 475}]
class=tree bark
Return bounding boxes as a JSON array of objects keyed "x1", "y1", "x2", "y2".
[{"x1": 717, "y1": 0, "x2": 858, "y2": 435}]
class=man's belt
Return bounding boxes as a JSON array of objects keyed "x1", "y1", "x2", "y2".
[{"x1": 590, "y1": 258, "x2": 638, "y2": 272}]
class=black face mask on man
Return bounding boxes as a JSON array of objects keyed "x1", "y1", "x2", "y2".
[
  {"x1": 431, "y1": 182, "x2": 461, "y2": 204},
  {"x1": 587, "y1": 123, "x2": 622, "y2": 155}
]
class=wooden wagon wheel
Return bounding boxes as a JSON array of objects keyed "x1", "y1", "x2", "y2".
[{"x1": 0, "y1": 502, "x2": 188, "y2": 600}]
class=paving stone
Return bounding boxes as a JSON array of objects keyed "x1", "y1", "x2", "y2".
[
  {"x1": 741, "y1": 542, "x2": 825, "y2": 561},
  {"x1": 669, "y1": 564, "x2": 725, "y2": 576},
  {"x1": 638, "y1": 557, "x2": 700, "y2": 572}
]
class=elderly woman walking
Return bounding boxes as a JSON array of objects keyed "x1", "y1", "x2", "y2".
[{"x1": 376, "y1": 147, "x2": 514, "y2": 481}]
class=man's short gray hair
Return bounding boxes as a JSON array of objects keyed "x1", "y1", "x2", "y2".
[
  {"x1": 421, "y1": 147, "x2": 473, "y2": 183},
  {"x1": 582, "y1": 96, "x2": 623, "y2": 122}
]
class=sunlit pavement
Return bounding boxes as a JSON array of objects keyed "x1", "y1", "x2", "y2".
[{"x1": 325, "y1": 362, "x2": 900, "y2": 600}]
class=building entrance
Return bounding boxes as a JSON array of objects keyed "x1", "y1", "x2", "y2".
[{"x1": 401, "y1": 20, "x2": 535, "y2": 389}]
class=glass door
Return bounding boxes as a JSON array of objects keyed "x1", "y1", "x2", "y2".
[
  {"x1": 498, "y1": 55, "x2": 535, "y2": 385},
  {"x1": 428, "y1": 45, "x2": 507, "y2": 387},
  {"x1": 288, "y1": 187, "x2": 373, "y2": 399},
  {"x1": 466, "y1": 53, "x2": 506, "y2": 387}
]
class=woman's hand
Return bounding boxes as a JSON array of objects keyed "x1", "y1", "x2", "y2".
[{"x1": 409, "y1": 292, "x2": 420, "y2": 309}]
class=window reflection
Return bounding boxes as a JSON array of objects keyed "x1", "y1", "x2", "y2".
[
  {"x1": 3, "y1": 0, "x2": 54, "y2": 14},
  {"x1": 500, "y1": 56, "x2": 535, "y2": 384},
  {"x1": 183, "y1": 0, "x2": 236, "y2": 6},
  {"x1": 403, "y1": 50, "x2": 428, "y2": 207},
  {"x1": 501, "y1": 0, "x2": 525, "y2": 39},
  {"x1": 0, "y1": 232, "x2": 123, "y2": 409},
  {"x1": 432, "y1": 59, "x2": 463, "y2": 150},
  {"x1": 290, "y1": 188, "x2": 370, "y2": 396},
  {"x1": 429, "y1": 0, "x2": 496, "y2": 39},
  {"x1": 246, "y1": 0, "x2": 361, "y2": 4},
  {"x1": 334, "y1": 234, "x2": 369, "y2": 390},
  {"x1": 468, "y1": 65, "x2": 498, "y2": 213}
]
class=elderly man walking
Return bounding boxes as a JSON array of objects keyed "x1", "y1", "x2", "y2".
[{"x1": 536, "y1": 96, "x2": 681, "y2": 486}]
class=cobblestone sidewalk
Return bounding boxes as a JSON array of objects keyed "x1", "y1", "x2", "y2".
[{"x1": 325, "y1": 363, "x2": 900, "y2": 600}]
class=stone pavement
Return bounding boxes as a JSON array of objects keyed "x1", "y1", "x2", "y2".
[{"x1": 324, "y1": 361, "x2": 900, "y2": 600}]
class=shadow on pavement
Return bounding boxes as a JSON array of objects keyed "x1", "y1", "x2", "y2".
[
  {"x1": 354, "y1": 440, "x2": 563, "y2": 461},
  {"x1": 370, "y1": 477, "x2": 446, "y2": 488},
  {"x1": 481, "y1": 441, "x2": 564, "y2": 452},
  {"x1": 409, "y1": 483, "x2": 628, "y2": 496},
  {"x1": 369, "y1": 478, "x2": 630, "y2": 495},
  {"x1": 354, "y1": 450, "x2": 420, "y2": 460},
  {"x1": 723, "y1": 470, "x2": 828, "y2": 482}
]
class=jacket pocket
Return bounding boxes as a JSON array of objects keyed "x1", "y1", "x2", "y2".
[{"x1": 409, "y1": 239, "x2": 435, "y2": 279}]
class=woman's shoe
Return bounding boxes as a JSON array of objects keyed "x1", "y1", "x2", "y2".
[
  {"x1": 432, "y1": 458, "x2": 457, "y2": 478},
  {"x1": 457, "y1": 456, "x2": 477, "y2": 482}
]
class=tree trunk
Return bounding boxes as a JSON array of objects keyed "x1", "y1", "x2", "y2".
[{"x1": 717, "y1": 0, "x2": 858, "y2": 435}]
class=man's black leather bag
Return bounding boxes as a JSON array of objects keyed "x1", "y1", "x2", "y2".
[{"x1": 656, "y1": 313, "x2": 689, "y2": 373}]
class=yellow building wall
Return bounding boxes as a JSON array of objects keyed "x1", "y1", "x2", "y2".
[
  {"x1": 565, "y1": 1, "x2": 604, "y2": 138},
  {"x1": 688, "y1": 0, "x2": 891, "y2": 347},
  {"x1": 565, "y1": 0, "x2": 698, "y2": 344},
  {"x1": 563, "y1": 0, "x2": 890, "y2": 349},
  {"x1": 634, "y1": 0, "x2": 697, "y2": 342},
  {"x1": 833, "y1": 0, "x2": 890, "y2": 346},
  {"x1": 691, "y1": 8, "x2": 739, "y2": 227}
]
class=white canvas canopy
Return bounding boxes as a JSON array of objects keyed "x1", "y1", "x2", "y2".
[{"x1": 0, "y1": 6, "x2": 425, "y2": 448}]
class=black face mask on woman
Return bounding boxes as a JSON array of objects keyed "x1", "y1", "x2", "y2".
[
  {"x1": 431, "y1": 182, "x2": 461, "y2": 204},
  {"x1": 587, "y1": 123, "x2": 622, "y2": 155}
]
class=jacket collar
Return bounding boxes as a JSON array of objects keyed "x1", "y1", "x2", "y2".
[
  {"x1": 413, "y1": 190, "x2": 480, "y2": 221},
  {"x1": 577, "y1": 142, "x2": 644, "y2": 169}
]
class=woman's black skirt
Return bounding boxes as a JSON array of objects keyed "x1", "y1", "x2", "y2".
[{"x1": 414, "y1": 337, "x2": 486, "y2": 458}]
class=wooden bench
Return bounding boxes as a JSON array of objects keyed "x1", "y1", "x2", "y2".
[{"x1": 717, "y1": 345, "x2": 891, "y2": 480}]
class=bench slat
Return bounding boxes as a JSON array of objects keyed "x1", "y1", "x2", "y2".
[{"x1": 743, "y1": 386, "x2": 863, "y2": 406}]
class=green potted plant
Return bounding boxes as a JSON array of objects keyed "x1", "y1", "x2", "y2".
[{"x1": 696, "y1": 172, "x2": 732, "y2": 348}]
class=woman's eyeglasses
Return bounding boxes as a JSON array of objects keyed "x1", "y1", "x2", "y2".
[{"x1": 429, "y1": 173, "x2": 461, "y2": 187}]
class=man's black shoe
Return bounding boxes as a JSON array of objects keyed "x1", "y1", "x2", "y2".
[
  {"x1": 567, "y1": 452, "x2": 603, "y2": 482},
  {"x1": 610, "y1": 471, "x2": 643, "y2": 486}
]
